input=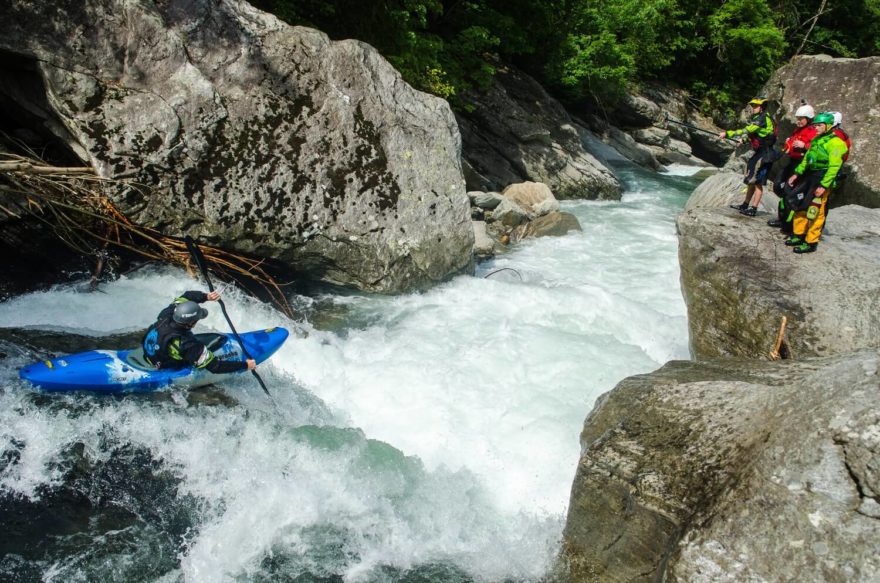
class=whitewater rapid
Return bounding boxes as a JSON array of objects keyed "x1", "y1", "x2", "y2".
[{"x1": 0, "y1": 162, "x2": 697, "y2": 582}]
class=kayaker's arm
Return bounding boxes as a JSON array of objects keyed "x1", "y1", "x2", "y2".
[
  {"x1": 179, "y1": 336, "x2": 255, "y2": 374},
  {"x1": 180, "y1": 290, "x2": 210, "y2": 303},
  {"x1": 203, "y1": 354, "x2": 255, "y2": 374}
]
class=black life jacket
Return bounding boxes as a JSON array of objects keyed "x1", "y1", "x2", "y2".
[
  {"x1": 142, "y1": 316, "x2": 186, "y2": 368},
  {"x1": 748, "y1": 111, "x2": 778, "y2": 150}
]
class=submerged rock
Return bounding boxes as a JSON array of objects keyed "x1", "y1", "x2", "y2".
[
  {"x1": 512, "y1": 212, "x2": 582, "y2": 240},
  {"x1": 0, "y1": 0, "x2": 472, "y2": 293},
  {"x1": 471, "y1": 181, "x2": 582, "y2": 252}
]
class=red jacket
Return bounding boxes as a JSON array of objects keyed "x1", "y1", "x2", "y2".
[
  {"x1": 833, "y1": 127, "x2": 852, "y2": 162},
  {"x1": 782, "y1": 125, "x2": 818, "y2": 160}
]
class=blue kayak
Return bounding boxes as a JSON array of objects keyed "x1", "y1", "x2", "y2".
[{"x1": 19, "y1": 327, "x2": 289, "y2": 393}]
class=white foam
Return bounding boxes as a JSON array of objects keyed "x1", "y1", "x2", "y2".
[
  {"x1": 0, "y1": 162, "x2": 691, "y2": 580},
  {"x1": 661, "y1": 163, "x2": 708, "y2": 176}
]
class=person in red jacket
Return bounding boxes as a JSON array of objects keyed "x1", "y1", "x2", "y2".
[{"x1": 770, "y1": 103, "x2": 818, "y2": 233}]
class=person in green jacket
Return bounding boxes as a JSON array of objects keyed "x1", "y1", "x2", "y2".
[
  {"x1": 783, "y1": 112, "x2": 849, "y2": 254},
  {"x1": 720, "y1": 97, "x2": 777, "y2": 217}
]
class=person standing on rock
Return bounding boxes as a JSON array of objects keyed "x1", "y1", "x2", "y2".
[
  {"x1": 770, "y1": 103, "x2": 817, "y2": 234},
  {"x1": 784, "y1": 112, "x2": 849, "y2": 254},
  {"x1": 720, "y1": 97, "x2": 778, "y2": 217}
]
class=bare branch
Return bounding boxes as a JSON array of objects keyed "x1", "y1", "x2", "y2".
[
  {"x1": 1, "y1": 142, "x2": 295, "y2": 319},
  {"x1": 794, "y1": 0, "x2": 829, "y2": 57}
]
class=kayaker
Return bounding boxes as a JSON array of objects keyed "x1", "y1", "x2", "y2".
[{"x1": 142, "y1": 290, "x2": 256, "y2": 372}]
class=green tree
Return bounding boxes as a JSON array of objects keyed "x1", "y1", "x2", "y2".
[{"x1": 251, "y1": 0, "x2": 875, "y2": 118}]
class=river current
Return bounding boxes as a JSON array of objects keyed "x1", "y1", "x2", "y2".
[{"x1": 0, "y1": 162, "x2": 700, "y2": 582}]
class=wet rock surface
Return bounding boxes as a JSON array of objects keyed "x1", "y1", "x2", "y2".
[
  {"x1": 0, "y1": 0, "x2": 473, "y2": 293},
  {"x1": 456, "y1": 66, "x2": 621, "y2": 200}
]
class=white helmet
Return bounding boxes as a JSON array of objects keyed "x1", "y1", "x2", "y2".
[
  {"x1": 794, "y1": 104, "x2": 815, "y2": 119},
  {"x1": 830, "y1": 111, "x2": 843, "y2": 127}
]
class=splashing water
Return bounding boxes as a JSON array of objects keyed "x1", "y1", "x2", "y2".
[{"x1": 0, "y1": 162, "x2": 696, "y2": 582}]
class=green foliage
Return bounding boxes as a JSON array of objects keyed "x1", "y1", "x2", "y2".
[
  {"x1": 552, "y1": 31, "x2": 634, "y2": 101},
  {"x1": 708, "y1": 0, "x2": 787, "y2": 99},
  {"x1": 441, "y1": 26, "x2": 500, "y2": 91},
  {"x1": 253, "y1": 0, "x2": 878, "y2": 117},
  {"x1": 553, "y1": 0, "x2": 709, "y2": 100},
  {"x1": 773, "y1": 0, "x2": 880, "y2": 57}
]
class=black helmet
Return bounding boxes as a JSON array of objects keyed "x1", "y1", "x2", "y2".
[{"x1": 173, "y1": 301, "x2": 208, "y2": 325}]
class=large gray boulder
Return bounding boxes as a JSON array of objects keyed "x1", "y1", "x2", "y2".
[
  {"x1": 456, "y1": 66, "x2": 621, "y2": 200},
  {"x1": 0, "y1": 0, "x2": 473, "y2": 292},
  {"x1": 764, "y1": 55, "x2": 880, "y2": 208},
  {"x1": 562, "y1": 350, "x2": 880, "y2": 583},
  {"x1": 500, "y1": 181, "x2": 560, "y2": 217},
  {"x1": 608, "y1": 85, "x2": 735, "y2": 166},
  {"x1": 603, "y1": 126, "x2": 664, "y2": 171},
  {"x1": 678, "y1": 175, "x2": 880, "y2": 359}
]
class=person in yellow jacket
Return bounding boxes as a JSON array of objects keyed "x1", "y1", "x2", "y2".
[
  {"x1": 719, "y1": 97, "x2": 777, "y2": 217},
  {"x1": 783, "y1": 112, "x2": 849, "y2": 254}
]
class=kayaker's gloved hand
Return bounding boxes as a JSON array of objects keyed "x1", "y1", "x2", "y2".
[
  {"x1": 206, "y1": 291, "x2": 221, "y2": 301},
  {"x1": 246, "y1": 359, "x2": 256, "y2": 370}
]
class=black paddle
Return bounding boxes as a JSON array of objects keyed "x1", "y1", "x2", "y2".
[{"x1": 184, "y1": 236, "x2": 271, "y2": 397}]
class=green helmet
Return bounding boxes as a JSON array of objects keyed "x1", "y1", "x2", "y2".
[{"x1": 813, "y1": 112, "x2": 834, "y2": 125}]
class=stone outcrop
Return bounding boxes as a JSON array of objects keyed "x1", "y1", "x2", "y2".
[
  {"x1": 512, "y1": 211, "x2": 582, "y2": 240},
  {"x1": 471, "y1": 220, "x2": 495, "y2": 258},
  {"x1": 563, "y1": 158, "x2": 880, "y2": 581},
  {"x1": 763, "y1": 55, "x2": 880, "y2": 208},
  {"x1": 0, "y1": 0, "x2": 473, "y2": 293},
  {"x1": 500, "y1": 181, "x2": 560, "y2": 216},
  {"x1": 467, "y1": 181, "x2": 582, "y2": 257},
  {"x1": 563, "y1": 350, "x2": 880, "y2": 583},
  {"x1": 455, "y1": 65, "x2": 621, "y2": 200},
  {"x1": 605, "y1": 85, "x2": 736, "y2": 167},
  {"x1": 600, "y1": 125, "x2": 664, "y2": 171},
  {"x1": 678, "y1": 172, "x2": 880, "y2": 359}
]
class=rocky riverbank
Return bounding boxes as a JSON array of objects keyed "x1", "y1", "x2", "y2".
[
  {"x1": 4, "y1": 3, "x2": 878, "y2": 580},
  {"x1": 562, "y1": 349, "x2": 880, "y2": 582},
  {"x1": 560, "y1": 54, "x2": 880, "y2": 583},
  {"x1": 0, "y1": 0, "x2": 722, "y2": 296}
]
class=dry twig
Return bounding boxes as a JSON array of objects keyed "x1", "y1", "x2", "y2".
[{"x1": 1, "y1": 140, "x2": 295, "y2": 319}]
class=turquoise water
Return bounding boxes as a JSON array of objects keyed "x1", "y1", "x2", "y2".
[{"x1": 0, "y1": 162, "x2": 698, "y2": 582}]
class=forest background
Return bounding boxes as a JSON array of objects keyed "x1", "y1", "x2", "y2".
[{"x1": 251, "y1": 0, "x2": 879, "y2": 121}]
